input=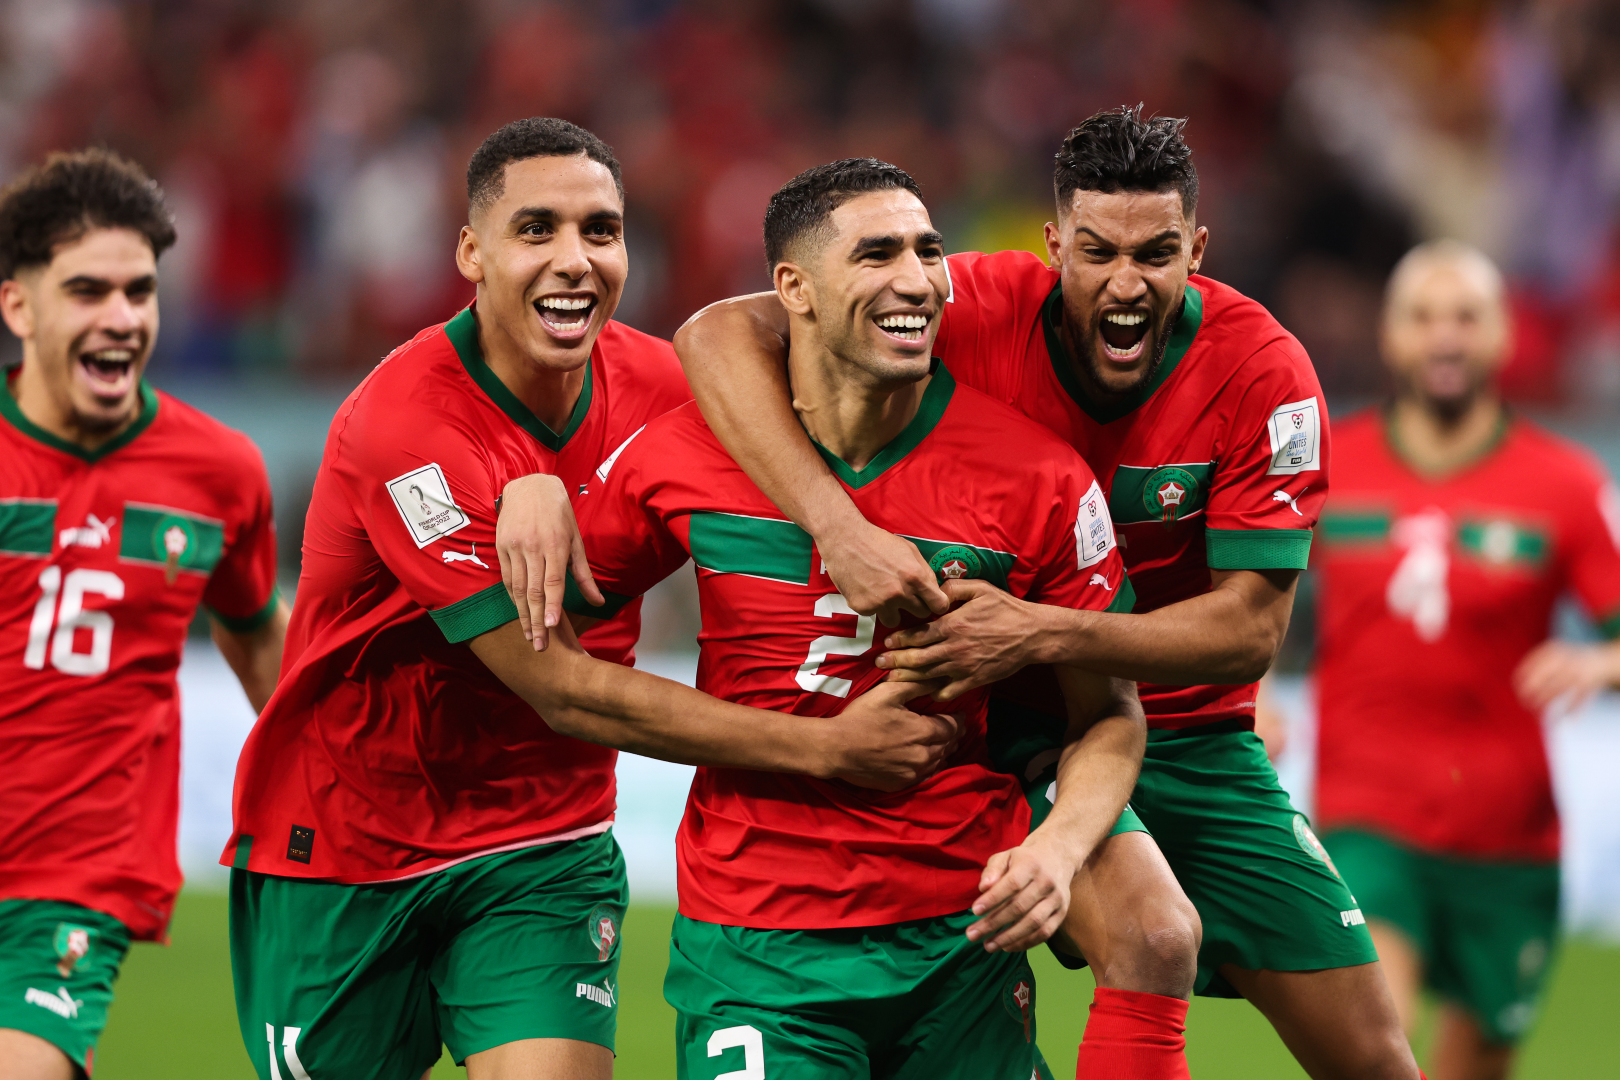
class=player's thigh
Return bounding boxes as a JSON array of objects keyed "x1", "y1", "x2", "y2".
[
  {"x1": 0, "y1": 899, "x2": 129, "y2": 1078},
  {"x1": 229, "y1": 868, "x2": 442, "y2": 1080},
  {"x1": 1131, "y1": 723, "x2": 1377, "y2": 997},
  {"x1": 1061, "y1": 827, "x2": 1200, "y2": 997},
  {"x1": 1220, "y1": 962, "x2": 1415, "y2": 1080},
  {"x1": 886, "y1": 944, "x2": 1053, "y2": 1080},
  {"x1": 1321, "y1": 830, "x2": 1432, "y2": 1028},
  {"x1": 462, "y1": 1036, "x2": 613, "y2": 1080},
  {"x1": 431, "y1": 832, "x2": 628, "y2": 1068},
  {"x1": 1426, "y1": 855, "x2": 1559, "y2": 1047}
]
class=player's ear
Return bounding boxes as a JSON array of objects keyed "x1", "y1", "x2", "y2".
[
  {"x1": 1043, "y1": 221, "x2": 1062, "y2": 268},
  {"x1": 1187, "y1": 222, "x2": 1208, "y2": 275},
  {"x1": 455, "y1": 224, "x2": 485, "y2": 285},
  {"x1": 0, "y1": 277, "x2": 34, "y2": 341},
  {"x1": 774, "y1": 261, "x2": 814, "y2": 317}
]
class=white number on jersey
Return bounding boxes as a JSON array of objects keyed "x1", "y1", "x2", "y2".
[
  {"x1": 23, "y1": 566, "x2": 124, "y2": 676},
  {"x1": 708, "y1": 1025, "x2": 765, "y2": 1080},
  {"x1": 795, "y1": 593, "x2": 876, "y2": 698}
]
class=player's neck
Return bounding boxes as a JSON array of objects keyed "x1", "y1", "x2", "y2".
[
  {"x1": 1388, "y1": 391, "x2": 1505, "y2": 476},
  {"x1": 476, "y1": 315, "x2": 587, "y2": 435},
  {"x1": 787, "y1": 339, "x2": 928, "y2": 472},
  {"x1": 9, "y1": 351, "x2": 141, "y2": 452}
]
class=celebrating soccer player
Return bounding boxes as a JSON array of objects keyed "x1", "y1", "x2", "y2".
[
  {"x1": 224, "y1": 120, "x2": 959, "y2": 1080},
  {"x1": 664, "y1": 107, "x2": 1425, "y2": 1079},
  {"x1": 1312, "y1": 240, "x2": 1620, "y2": 1079},
  {"x1": 562, "y1": 157, "x2": 1146, "y2": 1079},
  {"x1": 0, "y1": 150, "x2": 287, "y2": 1080}
]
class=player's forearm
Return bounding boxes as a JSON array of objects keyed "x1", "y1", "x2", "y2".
[
  {"x1": 1031, "y1": 682, "x2": 1145, "y2": 858},
  {"x1": 212, "y1": 600, "x2": 289, "y2": 714},
  {"x1": 674, "y1": 293, "x2": 862, "y2": 541}
]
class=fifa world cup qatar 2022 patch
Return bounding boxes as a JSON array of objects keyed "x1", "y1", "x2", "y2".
[
  {"x1": 386, "y1": 463, "x2": 471, "y2": 548},
  {"x1": 1266, "y1": 397, "x2": 1321, "y2": 476}
]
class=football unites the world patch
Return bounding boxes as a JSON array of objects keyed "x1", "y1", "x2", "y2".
[
  {"x1": 587, "y1": 902, "x2": 621, "y2": 962},
  {"x1": 1266, "y1": 396, "x2": 1321, "y2": 476},
  {"x1": 1141, "y1": 466, "x2": 1201, "y2": 525},
  {"x1": 928, "y1": 544, "x2": 983, "y2": 583}
]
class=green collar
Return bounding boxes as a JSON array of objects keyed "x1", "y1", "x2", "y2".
[
  {"x1": 1041, "y1": 282, "x2": 1203, "y2": 424},
  {"x1": 444, "y1": 306, "x2": 592, "y2": 452},
  {"x1": 811, "y1": 362, "x2": 956, "y2": 488},
  {"x1": 1383, "y1": 403, "x2": 1511, "y2": 481},
  {"x1": 1, "y1": 365, "x2": 159, "y2": 462}
]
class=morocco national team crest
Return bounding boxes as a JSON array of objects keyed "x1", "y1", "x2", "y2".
[
  {"x1": 53, "y1": 923, "x2": 91, "y2": 978},
  {"x1": 587, "y1": 904, "x2": 620, "y2": 962},
  {"x1": 1001, "y1": 969, "x2": 1035, "y2": 1042},
  {"x1": 928, "y1": 544, "x2": 982, "y2": 584},
  {"x1": 154, "y1": 515, "x2": 196, "y2": 584},
  {"x1": 1141, "y1": 466, "x2": 1200, "y2": 525},
  {"x1": 1292, "y1": 815, "x2": 1344, "y2": 882}
]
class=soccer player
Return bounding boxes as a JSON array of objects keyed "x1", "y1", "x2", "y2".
[
  {"x1": 1312, "y1": 240, "x2": 1620, "y2": 1080},
  {"x1": 0, "y1": 150, "x2": 287, "y2": 1080},
  {"x1": 224, "y1": 120, "x2": 957, "y2": 1080},
  {"x1": 563, "y1": 156, "x2": 1145, "y2": 1079},
  {"x1": 672, "y1": 107, "x2": 1423, "y2": 1079}
]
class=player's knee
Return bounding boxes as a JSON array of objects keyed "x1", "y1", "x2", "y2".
[{"x1": 1138, "y1": 908, "x2": 1200, "y2": 996}]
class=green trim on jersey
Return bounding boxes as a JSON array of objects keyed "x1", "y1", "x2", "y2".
[
  {"x1": 1456, "y1": 518, "x2": 1550, "y2": 568},
  {"x1": 1106, "y1": 575, "x2": 1136, "y2": 614},
  {"x1": 444, "y1": 307, "x2": 593, "y2": 452},
  {"x1": 1, "y1": 369, "x2": 160, "y2": 462},
  {"x1": 562, "y1": 572, "x2": 637, "y2": 620},
  {"x1": 1108, "y1": 462, "x2": 1214, "y2": 525},
  {"x1": 210, "y1": 586, "x2": 283, "y2": 633},
  {"x1": 430, "y1": 581, "x2": 520, "y2": 643},
  {"x1": 811, "y1": 364, "x2": 956, "y2": 488},
  {"x1": 1318, "y1": 509, "x2": 1392, "y2": 546},
  {"x1": 0, "y1": 497, "x2": 56, "y2": 556},
  {"x1": 1600, "y1": 607, "x2": 1620, "y2": 641},
  {"x1": 1040, "y1": 284, "x2": 1204, "y2": 425},
  {"x1": 119, "y1": 502, "x2": 226, "y2": 575},
  {"x1": 1205, "y1": 527, "x2": 1313, "y2": 570},
  {"x1": 1384, "y1": 405, "x2": 1511, "y2": 480},
  {"x1": 689, "y1": 512, "x2": 814, "y2": 584}
]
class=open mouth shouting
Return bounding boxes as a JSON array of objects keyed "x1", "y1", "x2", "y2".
[
  {"x1": 534, "y1": 294, "x2": 597, "y2": 343},
  {"x1": 874, "y1": 311, "x2": 932, "y2": 346},
  {"x1": 1097, "y1": 308, "x2": 1153, "y2": 366},
  {"x1": 76, "y1": 346, "x2": 139, "y2": 404}
]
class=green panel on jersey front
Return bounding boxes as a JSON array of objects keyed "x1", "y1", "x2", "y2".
[
  {"x1": 901, "y1": 534, "x2": 1014, "y2": 590},
  {"x1": 119, "y1": 503, "x2": 225, "y2": 575},
  {"x1": 1108, "y1": 463, "x2": 1214, "y2": 525},
  {"x1": 1456, "y1": 519, "x2": 1550, "y2": 568},
  {"x1": 689, "y1": 512, "x2": 814, "y2": 585},
  {"x1": 0, "y1": 498, "x2": 56, "y2": 556},
  {"x1": 1318, "y1": 510, "x2": 1392, "y2": 545}
]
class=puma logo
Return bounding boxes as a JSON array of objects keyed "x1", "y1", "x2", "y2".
[
  {"x1": 1272, "y1": 486, "x2": 1308, "y2": 515},
  {"x1": 1089, "y1": 573, "x2": 1116, "y2": 591},
  {"x1": 441, "y1": 543, "x2": 490, "y2": 569}
]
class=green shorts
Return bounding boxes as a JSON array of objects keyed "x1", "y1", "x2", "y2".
[
  {"x1": 665, "y1": 911, "x2": 1054, "y2": 1079},
  {"x1": 0, "y1": 899, "x2": 130, "y2": 1076},
  {"x1": 1133, "y1": 720, "x2": 1379, "y2": 996},
  {"x1": 1323, "y1": 829, "x2": 1560, "y2": 1045},
  {"x1": 229, "y1": 830, "x2": 628, "y2": 1080}
]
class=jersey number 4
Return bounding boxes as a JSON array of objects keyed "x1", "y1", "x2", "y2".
[{"x1": 24, "y1": 566, "x2": 123, "y2": 677}]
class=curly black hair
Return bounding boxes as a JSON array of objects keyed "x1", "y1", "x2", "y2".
[
  {"x1": 466, "y1": 117, "x2": 624, "y2": 216},
  {"x1": 0, "y1": 148, "x2": 176, "y2": 279},
  {"x1": 1054, "y1": 105, "x2": 1198, "y2": 217},
  {"x1": 763, "y1": 158, "x2": 923, "y2": 270}
]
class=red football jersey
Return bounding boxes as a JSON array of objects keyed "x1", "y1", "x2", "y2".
[
  {"x1": 571, "y1": 366, "x2": 1131, "y2": 929},
  {"x1": 1313, "y1": 411, "x2": 1620, "y2": 861},
  {"x1": 1, "y1": 374, "x2": 278, "y2": 940},
  {"x1": 223, "y1": 308, "x2": 689, "y2": 883},
  {"x1": 934, "y1": 250, "x2": 1329, "y2": 729}
]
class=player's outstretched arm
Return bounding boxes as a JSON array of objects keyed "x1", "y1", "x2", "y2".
[
  {"x1": 211, "y1": 598, "x2": 290, "y2": 714},
  {"x1": 469, "y1": 617, "x2": 959, "y2": 791},
  {"x1": 493, "y1": 472, "x2": 605, "y2": 652},
  {"x1": 880, "y1": 568, "x2": 1298, "y2": 696},
  {"x1": 967, "y1": 668, "x2": 1144, "y2": 952},
  {"x1": 674, "y1": 294, "x2": 946, "y2": 624}
]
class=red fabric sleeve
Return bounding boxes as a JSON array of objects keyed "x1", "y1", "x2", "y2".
[
  {"x1": 571, "y1": 425, "x2": 692, "y2": 610},
  {"x1": 1024, "y1": 452, "x2": 1131, "y2": 615},
  {"x1": 1561, "y1": 459, "x2": 1620, "y2": 636},
  {"x1": 202, "y1": 440, "x2": 281, "y2": 630},
  {"x1": 1203, "y1": 340, "x2": 1331, "y2": 570}
]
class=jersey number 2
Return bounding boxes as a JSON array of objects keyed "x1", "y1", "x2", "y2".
[
  {"x1": 24, "y1": 566, "x2": 123, "y2": 676},
  {"x1": 795, "y1": 593, "x2": 876, "y2": 698}
]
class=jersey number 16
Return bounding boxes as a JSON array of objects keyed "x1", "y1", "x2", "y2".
[{"x1": 24, "y1": 565, "x2": 123, "y2": 677}]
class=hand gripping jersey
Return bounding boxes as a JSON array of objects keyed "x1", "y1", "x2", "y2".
[
  {"x1": 570, "y1": 365, "x2": 1131, "y2": 929},
  {"x1": 933, "y1": 250, "x2": 1329, "y2": 729},
  {"x1": 223, "y1": 308, "x2": 689, "y2": 882},
  {"x1": 1314, "y1": 411, "x2": 1620, "y2": 861},
  {"x1": 0, "y1": 374, "x2": 278, "y2": 940}
]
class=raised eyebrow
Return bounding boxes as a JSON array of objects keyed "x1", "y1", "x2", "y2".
[{"x1": 510, "y1": 207, "x2": 625, "y2": 227}]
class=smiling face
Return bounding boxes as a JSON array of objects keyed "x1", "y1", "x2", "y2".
[
  {"x1": 778, "y1": 188, "x2": 948, "y2": 388},
  {"x1": 0, "y1": 226, "x2": 158, "y2": 435},
  {"x1": 456, "y1": 152, "x2": 627, "y2": 373},
  {"x1": 1381, "y1": 251, "x2": 1508, "y2": 418},
  {"x1": 1045, "y1": 188, "x2": 1207, "y2": 398}
]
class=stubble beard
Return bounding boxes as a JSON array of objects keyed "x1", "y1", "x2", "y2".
[{"x1": 1072, "y1": 298, "x2": 1182, "y2": 401}]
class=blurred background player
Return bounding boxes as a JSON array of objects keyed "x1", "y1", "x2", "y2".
[
  {"x1": 1311, "y1": 240, "x2": 1620, "y2": 1080},
  {"x1": 0, "y1": 150, "x2": 286, "y2": 1080}
]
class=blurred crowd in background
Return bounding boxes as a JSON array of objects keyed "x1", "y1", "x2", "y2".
[{"x1": 2, "y1": 0, "x2": 1619, "y2": 408}]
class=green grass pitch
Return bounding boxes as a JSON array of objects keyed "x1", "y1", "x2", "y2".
[{"x1": 95, "y1": 891, "x2": 1620, "y2": 1078}]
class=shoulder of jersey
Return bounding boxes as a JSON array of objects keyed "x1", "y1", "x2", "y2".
[
  {"x1": 1189, "y1": 274, "x2": 1306, "y2": 373},
  {"x1": 337, "y1": 317, "x2": 469, "y2": 427},
  {"x1": 946, "y1": 248, "x2": 1054, "y2": 303},
  {"x1": 593, "y1": 319, "x2": 690, "y2": 403},
  {"x1": 602, "y1": 399, "x2": 720, "y2": 475},
  {"x1": 1505, "y1": 415, "x2": 1613, "y2": 487},
  {"x1": 945, "y1": 378, "x2": 1092, "y2": 478},
  {"x1": 150, "y1": 387, "x2": 265, "y2": 470}
]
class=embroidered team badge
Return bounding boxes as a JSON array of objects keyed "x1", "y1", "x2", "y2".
[
  {"x1": 1292, "y1": 814, "x2": 1345, "y2": 882},
  {"x1": 1141, "y1": 466, "x2": 1200, "y2": 525},
  {"x1": 1001, "y1": 970, "x2": 1035, "y2": 1042},
  {"x1": 53, "y1": 923, "x2": 91, "y2": 978},
  {"x1": 928, "y1": 544, "x2": 982, "y2": 584},
  {"x1": 587, "y1": 904, "x2": 621, "y2": 962}
]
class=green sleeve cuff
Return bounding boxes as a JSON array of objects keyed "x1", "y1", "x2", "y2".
[
  {"x1": 430, "y1": 582, "x2": 520, "y2": 643},
  {"x1": 208, "y1": 586, "x2": 282, "y2": 633},
  {"x1": 561, "y1": 572, "x2": 637, "y2": 620},
  {"x1": 1205, "y1": 528, "x2": 1313, "y2": 570},
  {"x1": 1598, "y1": 607, "x2": 1620, "y2": 641},
  {"x1": 1105, "y1": 575, "x2": 1136, "y2": 614}
]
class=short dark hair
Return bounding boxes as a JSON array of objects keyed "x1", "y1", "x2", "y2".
[
  {"x1": 0, "y1": 148, "x2": 176, "y2": 280},
  {"x1": 1053, "y1": 105, "x2": 1198, "y2": 218},
  {"x1": 763, "y1": 158, "x2": 923, "y2": 270},
  {"x1": 466, "y1": 117, "x2": 624, "y2": 216}
]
